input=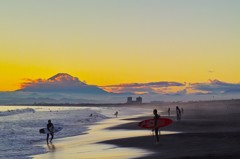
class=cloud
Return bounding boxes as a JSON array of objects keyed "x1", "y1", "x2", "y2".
[
  {"x1": 19, "y1": 73, "x2": 107, "y2": 94},
  {"x1": 3, "y1": 75, "x2": 240, "y2": 104},
  {"x1": 101, "y1": 79, "x2": 240, "y2": 96},
  {"x1": 101, "y1": 81, "x2": 186, "y2": 95},
  {"x1": 189, "y1": 79, "x2": 240, "y2": 94},
  {"x1": 20, "y1": 74, "x2": 84, "y2": 91},
  {"x1": 103, "y1": 82, "x2": 185, "y2": 88},
  {"x1": 17, "y1": 73, "x2": 240, "y2": 101}
]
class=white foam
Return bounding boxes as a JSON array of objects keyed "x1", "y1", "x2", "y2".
[
  {"x1": 0, "y1": 107, "x2": 109, "y2": 159},
  {"x1": 0, "y1": 106, "x2": 149, "y2": 159},
  {"x1": 0, "y1": 108, "x2": 35, "y2": 116}
]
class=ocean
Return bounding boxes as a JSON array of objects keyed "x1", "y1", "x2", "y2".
[{"x1": 0, "y1": 105, "x2": 149, "y2": 159}]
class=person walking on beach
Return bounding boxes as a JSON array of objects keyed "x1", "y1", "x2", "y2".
[
  {"x1": 176, "y1": 106, "x2": 181, "y2": 121},
  {"x1": 47, "y1": 120, "x2": 54, "y2": 144},
  {"x1": 168, "y1": 108, "x2": 170, "y2": 116},
  {"x1": 153, "y1": 109, "x2": 160, "y2": 144},
  {"x1": 114, "y1": 111, "x2": 118, "y2": 117}
]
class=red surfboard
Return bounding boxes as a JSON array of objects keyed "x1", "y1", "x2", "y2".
[{"x1": 138, "y1": 118, "x2": 173, "y2": 129}]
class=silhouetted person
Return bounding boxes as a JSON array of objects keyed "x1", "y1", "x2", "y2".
[
  {"x1": 114, "y1": 111, "x2": 118, "y2": 117},
  {"x1": 176, "y1": 106, "x2": 181, "y2": 121},
  {"x1": 47, "y1": 120, "x2": 54, "y2": 144},
  {"x1": 153, "y1": 109, "x2": 160, "y2": 144},
  {"x1": 181, "y1": 108, "x2": 184, "y2": 114},
  {"x1": 168, "y1": 108, "x2": 170, "y2": 116}
]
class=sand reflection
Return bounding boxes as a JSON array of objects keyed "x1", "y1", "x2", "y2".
[
  {"x1": 33, "y1": 116, "x2": 177, "y2": 159},
  {"x1": 47, "y1": 143, "x2": 56, "y2": 152}
]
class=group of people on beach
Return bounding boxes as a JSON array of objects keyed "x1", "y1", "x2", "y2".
[
  {"x1": 168, "y1": 106, "x2": 184, "y2": 121},
  {"x1": 152, "y1": 106, "x2": 184, "y2": 143},
  {"x1": 45, "y1": 107, "x2": 181, "y2": 145}
]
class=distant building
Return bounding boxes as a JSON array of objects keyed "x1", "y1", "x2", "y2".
[
  {"x1": 127, "y1": 96, "x2": 142, "y2": 104},
  {"x1": 136, "y1": 96, "x2": 142, "y2": 103},
  {"x1": 127, "y1": 97, "x2": 133, "y2": 103}
]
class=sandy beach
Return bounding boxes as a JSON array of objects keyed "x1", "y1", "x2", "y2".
[
  {"x1": 32, "y1": 100, "x2": 240, "y2": 159},
  {"x1": 102, "y1": 101, "x2": 240, "y2": 159},
  {"x1": 32, "y1": 114, "x2": 155, "y2": 159}
]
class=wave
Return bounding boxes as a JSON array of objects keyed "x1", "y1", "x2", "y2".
[{"x1": 0, "y1": 108, "x2": 35, "y2": 116}]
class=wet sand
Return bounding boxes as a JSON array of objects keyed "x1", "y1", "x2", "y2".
[
  {"x1": 32, "y1": 115, "x2": 157, "y2": 159},
  {"x1": 102, "y1": 103, "x2": 240, "y2": 159},
  {"x1": 33, "y1": 100, "x2": 240, "y2": 159}
]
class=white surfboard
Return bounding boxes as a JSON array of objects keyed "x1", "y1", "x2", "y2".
[{"x1": 39, "y1": 127, "x2": 63, "y2": 134}]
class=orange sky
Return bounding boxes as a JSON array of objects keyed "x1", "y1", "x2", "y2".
[{"x1": 0, "y1": 1, "x2": 240, "y2": 91}]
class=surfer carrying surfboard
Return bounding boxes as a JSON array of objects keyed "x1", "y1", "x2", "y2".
[
  {"x1": 153, "y1": 109, "x2": 160, "y2": 144},
  {"x1": 47, "y1": 120, "x2": 54, "y2": 144}
]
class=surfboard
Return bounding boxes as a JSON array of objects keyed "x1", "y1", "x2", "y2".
[
  {"x1": 39, "y1": 127, "x2": 63, "y2": 134},
  {"x1": 138, "y1": 118, "x2": 173, "y2": 129}
]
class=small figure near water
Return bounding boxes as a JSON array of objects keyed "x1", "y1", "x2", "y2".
[
  {"x1": 176, "y1": 106, "x2": 181, "y2": 121},
  {"x1": 114, "y1": 111, "x2": 118, "y2": 118},
  {"x1": 47, "y1": 120, "x2": 54, "y2": 144},
  {"x1": 153, "y1": 109, "x2": 160, "y2": 144},
  {"x1": 168, "y1": 108, "x2": 170, "y2": 116}
]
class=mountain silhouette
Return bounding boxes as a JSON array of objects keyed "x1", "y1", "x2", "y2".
[
  {"x1": 19, "y1": 73, "x2": 109, "y2": 94},
  {"x1": 48, "y1": 73, "x2": 85, "y2": 85}
]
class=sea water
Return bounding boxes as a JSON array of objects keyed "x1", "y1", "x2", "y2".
[{"x1": 0, "y1": 106, "x2": 149, "y2": 159}]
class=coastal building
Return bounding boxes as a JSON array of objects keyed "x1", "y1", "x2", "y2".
[
  {"x1": 127, "y1": 96, "x2": 142, "y2": 104},
  {"x1": 127, "y1": 97, "x2": 133, "y2": 103},
  {"x1": 136, "y1": 96, "x2": 142, "y2": 103}
]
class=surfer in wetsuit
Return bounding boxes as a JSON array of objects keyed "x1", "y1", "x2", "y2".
[
  {"x1": 176, "y1": 106, "x2": 181, "y2": 121},
  {"x1": 153, "y1": 109, "x2": 160, "y2": 144},
  {"x1": 114, "y1": 111, "x2": 118, "y2": 118},
  {"x1": 168, "y1": 108, "x2": 170, "y2": 116},
  {"x1": 47, "y1": 120, "x2": 54, "y2": 144}
]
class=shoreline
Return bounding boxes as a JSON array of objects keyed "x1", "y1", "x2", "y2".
[
  {"x1": 31, "y1": 101, "x2": 240, "y2": 158},
  {"x1": 32, "y1": 115, "x2": 155, "y2": 159},
  {"x1": 101, "y1": 109, "x2": 240, "y2": 159},
  {"x1": 3, "y1": 98, "x2": 240, "y2": 107}
]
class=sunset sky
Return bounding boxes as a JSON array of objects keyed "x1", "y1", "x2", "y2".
[{"x1": 1, "y1": 0, "x2": 239, "y2": 92}]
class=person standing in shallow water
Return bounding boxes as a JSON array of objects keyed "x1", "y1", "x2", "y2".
[
  {"x1": 47, "y1": 120, "x2": 54, "y2": 144},
  {"x1": 153, "y1": 109, "x2": 160, "y2": 144},
  {"x1": 114, "y1": 111, "x2": 118, "y2": 117},
  {"x1": 176, "y1": 106, "x2": 181, "y2": 121}
]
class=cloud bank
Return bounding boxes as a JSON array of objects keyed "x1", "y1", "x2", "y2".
[
  {"x1": 101, "y1": 79, "x2": 240, "y2": 96},
  {"x1": 10, "y1": 73, "x2": 240, "y2": 104},
  {"x1": 19, "y1": 73, "x2": 107, "y2": 94},
  {"x1": 189, "y1": 79, "x2": 240, "y2": 94},
  {"x1": 19, "y1": 73, "x2": 240, "y2": 97},
  {"x1": 101, "y1": 81, "x2": 186, "y2": 95}
]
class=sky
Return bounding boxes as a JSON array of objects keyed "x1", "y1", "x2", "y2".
[{"x1": 0, "y1": 0, "x2": 240, "y2": 92}]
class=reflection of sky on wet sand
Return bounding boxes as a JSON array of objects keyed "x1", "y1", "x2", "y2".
[
  {"x1": 33, "y1": 116, "x2": 178, "y2": 159},
  {"x1": 46, "y1": 144, "x2": 56, "y2": 152}
]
